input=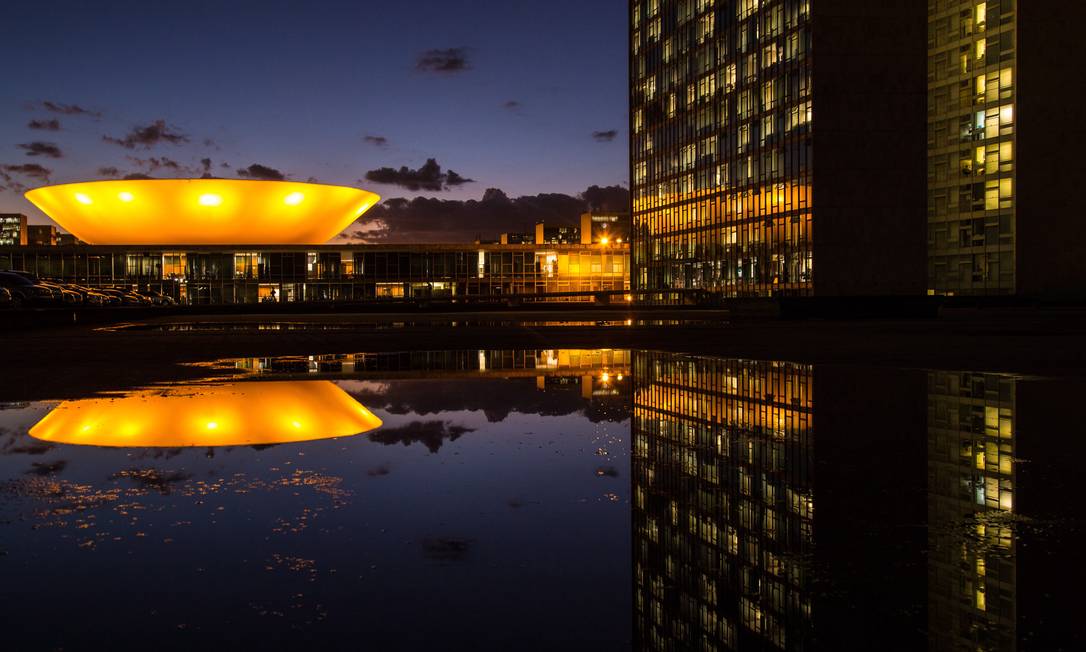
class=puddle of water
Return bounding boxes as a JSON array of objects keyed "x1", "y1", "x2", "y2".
[{"x1": 1, "y1": 349, "x2": 1083, "y2": 649}]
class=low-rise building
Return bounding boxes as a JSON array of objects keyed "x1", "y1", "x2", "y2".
[
  {"x1": 0, "y1": 214, "x2": 28, "y2": 246},
  {"x1": 56, "y1": 233, "x2": 83, "y2": 246},
  {"x1": 535, "y1": 221, "x2": 581, "y2": 245},
  {"x1": 27, "y1": 224, "x2": 57, "y2": 246},
  {"x1": 580, "y1": 212, "x2": 629, "y2": 245},
  {"x1": 0, "y1": 242, "x2": 629, "y2": 304}
]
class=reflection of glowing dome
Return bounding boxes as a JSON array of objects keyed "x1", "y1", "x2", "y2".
[
  {"x1": 28, "y1": 381, "x2": 382, "y2": 447},
  {"x1": 24, "y1": 179, "x2": 380, "y2": 245}
]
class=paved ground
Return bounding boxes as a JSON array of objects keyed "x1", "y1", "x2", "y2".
[{"x1": 4, "y1": 307, "x2": 1086, "y2": 401}]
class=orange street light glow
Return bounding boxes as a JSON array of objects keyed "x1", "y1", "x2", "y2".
[
  {"x1": 28, "y1": 380, "x2": 383, "y2": 447},
  {"x1": 24, "y1": 179, "x2": 380, "y2": 245}
]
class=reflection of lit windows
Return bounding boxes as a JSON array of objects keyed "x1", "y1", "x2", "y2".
[{"x1": 633, "y1": 353, "x2": 813, "y2": 648}]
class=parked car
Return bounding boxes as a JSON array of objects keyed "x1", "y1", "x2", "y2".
[
  {"x1": 98, "y1": 288, "x2": 151, "y2": 305},
  {"x1": 0, "y1": 271, "x2": 57, "y2": 306},
  {"x1": 5, "y1": 270, "x2": 38, "y2": 281},
  {"x1": 67, "y1": 285, "x2": 111, "y2": 306},
  {"x1": 0, "y1": 287, "x2": 12, "y2": 308},
  {"x1": 135, "y1": 290, "x2": 176, "y2": 306},
  {"x1": 38, "y1": 281, "x2": 83, "y2": 305}
]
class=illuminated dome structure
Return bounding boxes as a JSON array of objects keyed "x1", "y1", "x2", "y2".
[
  {"x1": 28, "y1": 381, "x2": 383, "y2": 447},
  {"x1": 24, "y1": 179, "x2": 379, "y2": 245}
]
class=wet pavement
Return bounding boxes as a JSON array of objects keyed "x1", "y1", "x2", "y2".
[{"x1": 1, "y1": 349, "x2": 1084, "y2": 649}]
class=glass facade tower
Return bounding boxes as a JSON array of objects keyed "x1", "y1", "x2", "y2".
[
  {"x1": 631, "y1": 0, "x2": 815, "y2": 296},
  {"x1": 928, "y1": 2, "x2": 1086, "y2": 297},
  {"x1": 630, "y1": 1, "x2": 927, "y2": 299},
  {"x1": 927, "y1": 1, "x2": 1017, "y2": 295}
]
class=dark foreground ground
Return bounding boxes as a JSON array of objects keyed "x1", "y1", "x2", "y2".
[{"x1": 4, "y1": 306, "x2": 1086, "y2": 401}]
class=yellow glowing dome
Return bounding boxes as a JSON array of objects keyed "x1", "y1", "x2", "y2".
[
  {"x1": 28, "y1": 381, "x2": 383, "y2": 447},
  {"x1": 24, "y1": 179, "x2": 380, "y2": 245}
]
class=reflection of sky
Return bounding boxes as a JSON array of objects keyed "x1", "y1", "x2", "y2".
[{"x1": 0, "y1": 380, "x2": 631, "y2": 645}]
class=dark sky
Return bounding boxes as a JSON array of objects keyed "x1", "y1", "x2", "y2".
[{"x1": 0, "y1": 0, "x2": 629, "y2": 240}]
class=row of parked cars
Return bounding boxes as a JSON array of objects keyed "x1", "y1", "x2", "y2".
[{"x1": 0, "y1": 270, "x2": 176, "y2": 308}]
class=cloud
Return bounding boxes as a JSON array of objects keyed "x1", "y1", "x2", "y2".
[
  {"x1": 503, "y1": 100, "x2": 522, "y2": 111},
  {"x1": 421, "y1": 537, "x2": 473, "y2": 561},
  {"x1": 367, "y1": 463, "x2": 391, "y2": 477},
  {"x1": 103, "y1": 119, "x2": 189, "y2": 149},
  {"x1": 344, "y1": 375, "x2": 630, "y2": 424},
  {"x1": 0, "y1": 170, "x2": 17, "y2": 193},
  {"x1": 109, "y1": 468, "x2": 191, "y2": 494},
  {"x1": 28, "y1": 119, "x2": 60, "y2": 131},
  {"x1": 363, "y1": 158, "x2": 473, "y2": 192},
  {"x1": 363, "y1": 135, "x2": 389, "y2": 147},
  {"x1": 97, "y1": 166, "x2": 120, "y2": 177},
  {"x1": 199, "y1": 157, "x2": 215, "y2": 178},
  {"x1": 236, "y1": 163, "x2": 286, "y2": 181},
  {"x1": 416, "y1": 47, "x2": 470, "y2": 73},
  {"x1": 17, "y1": 142, "x2": 63, "y2": 158},
  {"x1": 8, "y1": 441, "x2": 55, "y2": 455},
  {"x1": 444, "y1": 169, "x2": 472, "y2": 187},
  {"x1": 40, "y1": 101, "x2": 101, "y2": 118},
  {"x1": 1, "y1": 163, "x2": 52, "y2": 182},
  {"x1": 592, "y1": 130, "x2": 618, "y2": 142},
  {"x1": 126, "y1": 155, "x2": 185, "y2": 174},
  {"x1": 342, "y1": 184, "x2": 628, "y2": 243},
  {"x1": 369, "y1": 420, "x2": 475, "y2": 453},
  {"x1": 595, "y1": 465, "x2": 620, "y2": 478},
  {"x1": 25, "y1": 460, "x2": 67, "y2": 476}
]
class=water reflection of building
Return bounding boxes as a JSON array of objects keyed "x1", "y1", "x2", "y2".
[
  {"x1": 29, "y1": 381, "x2": 382, "y2": 448},
  {"x1": 928, "y1": 372, "x2": 1017, "y2": 651},
  {"x1": 632, "y1": 351, "x2": 814, "y2": 650},
  {"x1": 234, "y1": 349, "x2": 629, "y2": 379},
  {"x1": 231, "y1": 349, "x2": 631, "y2": 423}
]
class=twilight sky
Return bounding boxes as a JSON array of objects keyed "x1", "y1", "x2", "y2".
[{"x1": 0, "y1": 0, "x2": 628, "y2": 240}]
